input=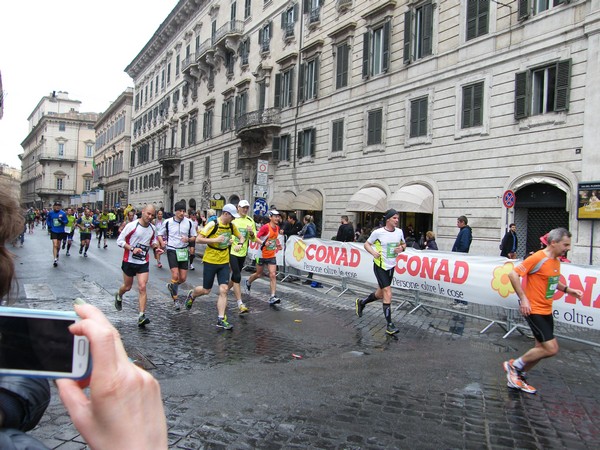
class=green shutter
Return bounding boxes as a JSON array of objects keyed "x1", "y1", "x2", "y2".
[
  {"x1": 313, "y1": 57, "x2": 319, "y2": 99},
  {"x1": 462, "y1": 85, "x2": 473, "y2": 129},
  {"x1": 274, "y1": 73, "x2": 281, "y2": 108},
  {"x1": 478, "y1": 0, "x2": 489, "y2": 37},
  {"x1": 473, "y1": 81, "x2": 484, "y2": 127},
  {"x1": 422, "y1": 2, "x2": 433, "y2": 57},
  {"x1": 403, "y1": 11, "x2": 412, "y2": 64},
  {"x1": 514, "y1": 71, "x2": 529, "y2": 119},
  {"x1": 272, "y1": 137, "x2": 280, "y2": 161},
  {"x1": 518, "y1": 0, "x2": 530, "y2": 21},
  {"x1": 410, "y1": 100, "x2": 419, "y2": 138},
  {"x1": 297, "y1": 131, "x2": 303, "y2": 158},
  {"x1": 299, "y1": 63, "x2": 305, "y2": 102},
  {"x1": 336, "y1": 44, "x2": 344, "y2": 88},
  {"x1": 554, "y1": 59, "x2": 571, "y2": 112},
  {"x1": 466, "y1": 0, "x2": 478, "y2": 41},
  {"x1": 289, "y1": 68, "x2": 295, "y2": 106},
  {"x1": 362, "y1": 32, "x2": 370, "y2": 78},
  {"x1": 382, "y1": 20, "x2": 391, "y2": 72},
  {"x1": 419, "y1": 98, "x2": 428, "y2": 137},
  {"x1": 310, "y1": 129, "x2": 316, "y2": 157}
]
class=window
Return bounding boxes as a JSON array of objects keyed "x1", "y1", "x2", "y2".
[
  {"x1": 56, "y1": 178, "x2": 63, "y2": 190},
  {"x1": 300, "y1": 57, "x2": 319, "y2": 102},
  {"x1": 336, "y1": 43, "x2": 350, "y2": 89},
  {"x1": 180, "y1": 163, "x2": 185, "y2": 180},
  {"x1": 150, "y1": 81, "x2": 153, "y2": 98},
  {"x1": 305, "y1": 0, "x2": 321, "y2": 24},
  {"x1": 223, "y1": 150, "x2": 230, "y2": 173},
  {"x1": 244, "y1": 0, "x2": 251, "y2": 18},
  {"x1": 235, "y1": 92, "x2": 248, "y2": 123},
  {"x1": 167, "y1": 63, "x2": 171, "y2": 84},
  {"x1": 239, "y1": 39, "x2": 250, "y2": 66},
  {"x1": 204, "y1": 156, "x2": 210, "y2": 177},
  {"x1": 155, "y1": 172, "x2": 161, "y2": 187},
  {"x1": 281, "y1": 5, "x2": 298, "y2": 38},
  {"x1": 462, "y1": 81, "x2": 484, "y2": 128},
  {"x1": 259, "y1": 22, "x2": 272, "y2": 53},
  {"x1": 272, "y1": 134, "x2": 290, "y2": 162},
  {"x1": 176, "y1": 54, "x2": 180, "y2": 76},
  {"x1": 161, "y1": 69, "x2": 165, "y2": 89},
  {"x1": 59, "y1": 122, "x2": 66, "y2": 131},
  {"x1": 332, "y1": 119, "x2": 344, "y2": 152},
  {"x1": 85, "y1": 179, "x2": 91, "y2": 191},
  {"x1": 514, "y1": 59, "x2": 571, "y2": 119},
  {"x1": 363, "y1": 20, "x2": 391, "y2": 78},
  {"x1": 297, "y1": 128, "x2": 316, "y2": 159},
  {"x1": 410, "y1": 97, "x2": 428, "y2": 138},
  {"x1": 189, "y1": 161, "x2": 194, "y2": 180},
  {"x1": 203, "y1": 109, "x2": 213, "y2": 139},
  {"x1": 231, "y1": 1, "x2": 237, "y2": 21},
  {"x1": 86, "y1": 144, "x2": 93, "y2": 158},
  {"x1": 274, "y1": 68, "x2": 294, "y2": 108},
  {"x1": 404, "y1": 2, "x2": 434, "y2": 64},
  {"x1": 221, "y1": 99, "x2": 234, "y2": 132},
  {"x1": 225, "y1": 51, "x2": 235, "y2": 76},
  {"x1": 130, "y1": 180, "x2": 134, "y2": 192},
  {"x1": 519, "y1": 0, "x2": 570, "y2": 19},
  {"x1": 189, "y1": 116, "x2": 197, "y2": 145},
  {"x1": 367, "y1": 109, "x2": 383, "y2": 145},
  {"x1": 155, "y1": 75, "x2": 159, "y2": 94},
  {"x1": 181, "y1": 121, "x2": 187, "y2": 148},
  {"x1": 466, "y1": 0, "x2": 489, "y2": 41},
  {"x1": 58, "y1": 143, "x2": 65, "y2": 156}
]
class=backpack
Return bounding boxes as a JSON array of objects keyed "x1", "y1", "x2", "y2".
[{"x1": 205, "y1": 219, "x2": 232, "y2": 251}]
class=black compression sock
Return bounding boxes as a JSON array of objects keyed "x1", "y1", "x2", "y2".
[{"x1": 383, "y1": 303, "x2": 392, "y2": 324}]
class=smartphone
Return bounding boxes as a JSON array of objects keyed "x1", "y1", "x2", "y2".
[{"x1": 0, "y1": 307, "x2": 91, "y2": 379}]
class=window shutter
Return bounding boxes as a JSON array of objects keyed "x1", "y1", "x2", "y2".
[
  {"x1": 310, "y1": 129, "x2": 316, "y2": 157},
  {"x1": 293, "y1": 4, "x2": 299, "y2": 21},
  {"x1": 554, "y1": 59, "x2": 571, "y2": 112},
  {"x1": 272, "y1": 136, "x2": 280, "y2": 161},
  {"x1": 376, "y1": 110, "x2": 382, "y2": 144},
  {"x1": 258, "y1": 29, "x2": 263, "y2": 45},
  {"x1": 281, "y1": 11, "x2": 286, "y2": 28},
  {"x1": 410, "y1": 100, "x2": 419, "y2": 138},
  {"x1": 313, "y1": 57, "x2": 319, "y2": 99},
  {"x1": 274, "y1": 73, "x2": 281, "y2": 108},
  {"x1": 419, "y1": 98, "x2": 428, "y2": 137},
  {"x1": 234, "y1": 96, "x2": 240, "y2": 120},
  {"x1": 336, "y1": 44, "x2": 344, "y2": 88},
  {"x1": 362, "y1": 32, "x2": 370, "y2": 78},
  {"x1": 297, "y1": 131, "x2": 304, "y2": 158},
  {"x1": 473, "y1": 82, "x2": 483, "y2": 126},
  {"x1": 514, "y1": 71, "x2": 529, "y2": 119},
  {"x1": 332, "y1": 121, "x2": 339, "y2": 151},
  {"x1": 466, "y1": 0, "x2": 478, "y2": 41},
  {"x1": 221, "y1": 105, "x2": 226, "y2": 132},
  {"x1": 403, "y1": 11, "x2": 412, "y2": 64},
  {"x1": 422, "y1": 2, "x2": 433, "y2": 57},
  {"x1": 478, "y1": 0, "x2": 490, "y2": 37},
  {"x1": 269, "y1": 21, "x2": 273, "y2": 38},
  {"x1": 289, "y1": 68, "x2": 295, "y2": 106},
  {"x1": 382, "y1": 20, "x2": 391, "y2": 72},
  {"x1": 462, "y1": 85, "x2": 473, "y2": 128},
  {"x1": 299, "y1": 63, "x2": 305, "y2": 102},
  {"x1": 518, "y1": 0, "x2": 530, "y2": 21},
  {"x1": 303, "y1": 0, "x2": 309, "y2": 13}
]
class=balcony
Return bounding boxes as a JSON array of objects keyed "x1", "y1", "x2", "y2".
[
  {"x1": 213, "y1": 20, "x2": 244, "y2": 48},
  {"x1": 182, "y1": 52, "x2": 197, "y2": 73},
  {"x1": 336, "y1": 0, "x2": 353, "y2": 12},
  {"x1": 308, "y1": 7, "x2": 321, "y2": 25},
  {"x1": 38, "y1": 151, "x2": 77, "y2": 163},
  {"x1": 158, "y1": 147, "x2": 181, "y2": 165},
  {"x1": 36, "y1": 187, "x2": 76, "y2": 196},
  {"x1": 236, "y1": 108, "x2": 281, "y2": 145}
]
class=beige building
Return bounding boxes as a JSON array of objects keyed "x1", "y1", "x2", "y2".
[
  {"x1": 20, "y1": 91, "x2": 98, "y2": 208},
  {"x1": 125, "y1": 0, "x2": 600, "y2": 264},
  {"x1": 93, "y1": 88, "x2": 133, "y2": 210},
  {"x1": 0, "y1": 164, "x2": 21, "y2": 202}
]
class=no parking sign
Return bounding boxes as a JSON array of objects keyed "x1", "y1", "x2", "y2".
[{"x1": 503, "y1": 190, "x2": 516, "y2": 209}]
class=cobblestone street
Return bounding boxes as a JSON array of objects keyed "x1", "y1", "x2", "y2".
[{"x1": 12, "y1": 230, "x2": 600, "y2": 449}]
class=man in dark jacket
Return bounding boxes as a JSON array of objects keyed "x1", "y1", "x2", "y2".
[
  {"x1": 335, "y1": 215, "x2": 354, "y2": 242},
  {"x1": 451, "y1": 215, "x2": 472, "y2": 308},
  {"x1": 500, "y1": 223, "x2": 518, "y2": 258},
  {"x1": 283, "y1": 212, "x2": 303, "y2": 238}
]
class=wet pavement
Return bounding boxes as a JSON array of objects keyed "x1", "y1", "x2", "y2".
[{"x1": 9, "y1": 228, "x2": 600, "y2": 449}]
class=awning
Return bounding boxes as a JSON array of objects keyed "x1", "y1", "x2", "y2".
[
  {"x1": 347, "y1": 187, "x2": 388, "y2": 212},
  {"x1": 270, "y1": 190, "x2": 297, "y2": 211},
  {"x1": 290, "y1": 190, "x2": 323, "y2": 211},
  {"x1": 388, "y1": 185, "x2": 434, "y2": 214}
]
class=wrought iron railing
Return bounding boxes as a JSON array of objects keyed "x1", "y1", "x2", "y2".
[{"x1": 236, "y1": 108, "x2": 281, "y2": 133}]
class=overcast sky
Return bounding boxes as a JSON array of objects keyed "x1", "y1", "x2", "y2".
[{"x1": 0, "y1": 0, "x2": 178, "y2": 168}]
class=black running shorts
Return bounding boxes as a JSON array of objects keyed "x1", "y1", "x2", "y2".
[
  {"x1": 166, "y1": 249, "x2": 189, "y2": 270},
  {"x1": 202, "y1": 262, "x2": 230, "y2": 290},
  {"x1": 373, "y1": 263, "x2": 394, "y2": 289},
  {"x1": 524, "y1": 314, "x2": 554, "y2": 342},
  {"x1": 121, "y1": 261, "x2": 150, "y2": 277}
]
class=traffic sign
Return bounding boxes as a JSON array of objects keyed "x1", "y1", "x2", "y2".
[
  {"x1": 253, "y1": 198, "x2": 268, "y2": 216},
  {"x1": 503, "y1": 190, "x2": 516, "y2": 208},
  {"x1": 257, "y1": 159, "x2": 268, "y2": 173}
]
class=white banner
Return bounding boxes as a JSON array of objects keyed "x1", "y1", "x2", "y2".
[{"x1": 283, "y1": 236, "x2": 600, "y2": 331}]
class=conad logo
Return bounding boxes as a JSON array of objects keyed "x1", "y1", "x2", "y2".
[{"x1": 303, "y1": 243, "x2": 361, "y2": 267}]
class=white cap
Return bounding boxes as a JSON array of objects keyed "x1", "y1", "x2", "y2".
[
  {"x1": 222, "y1": 203, "x2": 240, "y2": 218},
  {"x1": 238, "y1": 200, "x2": 250, "y2": 208},
  {"x1": 268, "y1": 209, "x2": 281, "y2": 217}
]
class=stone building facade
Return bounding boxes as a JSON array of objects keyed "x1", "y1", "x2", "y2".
[
  {"x1": 125, "y1": 0, "x2": 600, "y2": 264},
  {"x1": 93, "y1": 88, "x2": 133, "y2": 210},
  {"x1": 20, "y1": 91, "x2": 98, "y2": 208}
]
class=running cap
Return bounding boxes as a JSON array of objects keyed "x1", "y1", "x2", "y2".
[
  {"x1": 53, "y1": 201, "x2": 62, "y2": 206},
  {"x1": 383, "y1": 208, "x2": 398, "y2": 222},
  {"x1": 174, "y1": 200, "x2": 186, "y2": 211},
  {"x1": 268, "y1": 210, "x2": 281, "y2": 217},
  {"x1": 238, "y1": 200, "x2": 250, "y2": 208},
  {"x1": 222, "y1": 203, "x2": 240, "y2": 218}
]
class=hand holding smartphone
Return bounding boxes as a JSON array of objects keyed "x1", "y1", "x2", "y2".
[{"x1": 0, "y1": 307, "x2": 91, "y2": 379}]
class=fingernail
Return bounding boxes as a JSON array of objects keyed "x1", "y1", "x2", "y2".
[{"x1": 74, "y1": 298, "x2": 87, "y2": 306}]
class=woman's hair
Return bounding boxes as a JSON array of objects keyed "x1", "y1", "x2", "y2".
[
  {"x1": 303, "y1": 215, "x2": 313, "y2": 223},
  {"x1": 0, "y1": 187, "x2": 24, "y2": 299},
  {"x1": 426, "y1": 231, "x2": 435, "y2": 240}
]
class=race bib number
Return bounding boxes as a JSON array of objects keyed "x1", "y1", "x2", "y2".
[
  {"x1": 219, "y1": 232, "x2": 232, "y2": 249},
  {"x1": 385, "y1": 242, "x2": 399, "y2": 258},
  {"x1": 64, "y1": 226, "x2": 72, "y2": 233},
  {"x1": 266, "y1": 239, "x2": 277, "y2": 251},
  {"x1": 102, "y1": 221, "x2": 107, "y2": 226},
  {"x1": 175, "y1": 247, "x2": 189, "y2": 262},
  {"x1": 546, "y1": 275, "x2": 559, "y2": 299},
  {"x1": 53, "y1": 218, "x2": 61, "y2": 227},
  {"x1": 132, "y1": 244, "x2": 149, "y2": 261}
]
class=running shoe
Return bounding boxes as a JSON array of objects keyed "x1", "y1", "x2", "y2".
[
  {"x1": 167, "y1": 283, "x2": 177, "y2": 300},
  {"x1": 238, "y1": 303, "x2": 249, "y2": 314},
  {"x1": 157, "y1": 262, "x2": 162, "y2": 268},
  {"x1": 84, "y1": 252, "x2": 88, "y2": 257},
  {"x1": 173, "y1": 299, "x2": 181, "y2": 311},
  {"x1": 66, "y1": 251, "x2": 70, "y2": 256},
  {"x1": 216, "y1": 316, "x2": 233, "y2": 330},
  {"x1": 104, "y1": 244, "x2": 108, "y2": 249},
  {"x1": 185, "y1": 290, "x2": 195, "y2": 310},
  {"x1": 114, "y1": 292, "x2": 123, "y2": 311},
  {"x1": 138, "y1": 314, "x2": 150, "y2": 327},
  {"x1": 79, "y1": 247, "x2": 83, "y2": 254},
  {"x1": 97, "y1": 242, "x2": 100, "y2": 248},
  {"x1": 355, "y1": 298, "x2": 364, "y2": 318},
  {"x1": 189, "y1": 263, "x2": 195, "y2": 271},
  {"x1": 245, "y1": 279, "x2": 252, "y2": 293},
  {"x1": 503, "y1": 360, "x2": 523, "y2": 389},
  {"x1": 62, "y1": 242, "x2": 66, "y2": 249},
  {"x1": 386, "y1": 322, "x2": 400, "y2": 335},
  {"x1": 53, "y1": 259, "x2": 58, "y2": 267},
  {"x1": 269, "y1": 296, "x2": 281, "y2": 305}
]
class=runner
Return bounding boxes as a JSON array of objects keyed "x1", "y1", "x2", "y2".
[
  {"x1": 46, "y1": 202, "x2": 68, "y2": 267},
  {"x1": 26, "y1": 208, "x2": 35, "y2": 233},
  {"x1": 154, "y1": 209, "x2": 166, "y2": 268},
  {"x1": 115, "y1": 205, "x2": 163, "y2": 327},
  {"x1": 61, "y1": 207, "x2": 76, "y2": 256},
  {"x1": 229, "y1": 200, "x2": 259, "y2": 313},
  {"x1": 161, "y1": 201, "x2": 197, "y2": 310},
  {"x1": 76, "y1": 208, "x2": 95, "y2": 257},
  {"x1": 188, "y1": 210, "x2": 198, "y2": 271},
  {"x1": 184, "y1": 204, "x2": 244, "y2": 330},
  {"x1": 97, "y1": 210, "x2": 110, "y2": 248},
  {"x1": 244, "y1": 210, "x2": 283, "y2": 306},
  {"x1": 355, "y1": 209, "x2": 407, "y2": 335},
  {"x1": 503, "y1": 227, "x2": 583, "y2": 394}
]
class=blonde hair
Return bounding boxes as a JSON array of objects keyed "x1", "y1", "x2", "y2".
[
  {"x1": 426, "y1": 231, "x2": 435, "y2": 240},
  {"x1": 303, "y1": 215, "x2": 313, "y2": 223}
]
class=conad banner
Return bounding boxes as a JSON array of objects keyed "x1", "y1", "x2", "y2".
[{"x1": 280, "y1": 236, "x2": 600, "y2": 331}]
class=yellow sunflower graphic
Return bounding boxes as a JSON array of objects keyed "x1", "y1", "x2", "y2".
[
  {"x1": 293, "y1": 240, "x2": 307, "y2": 262},
  {"x1": 491, "y1": 262, "x2": 515, "y2": 298}
]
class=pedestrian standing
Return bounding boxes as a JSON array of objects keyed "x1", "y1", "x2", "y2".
[
  {"x1": 115, "y1": 205, "x2": 163, "y2": 327},
  {"x1": 355, "y1": 209, "x2": 407, "y2": 335},
  {"x1": 423, "y1": 231, "x2": 438, "y2": 250},
  {"x1": 335, "y1": 215, "x2": 355, "y2": 242},
  {"x1": 245, "y1": 210, "x2": 283, "y2": 305},
  {"x1": 503, "y1": 228, "x2": 582, "y2": 394},
  {"x1": 46, "y1": 201, "x2": 68, "y2": 267},
  {"x1": 184, "y1": 204, "x2": 244, "y2": 330},
  {"x1": 500, "y1": 223, "x2": 518, "y2": 259},
  {"x1": 162, "y1": 201, "x2": 197, "y2": 310},
  {"x1": 451, "y1": 215, "x2": 472, "y2": 309}
]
